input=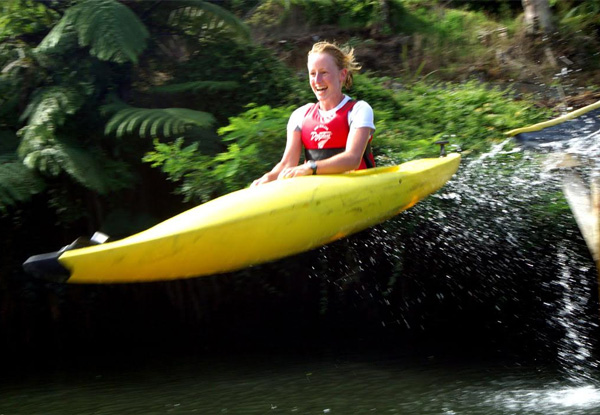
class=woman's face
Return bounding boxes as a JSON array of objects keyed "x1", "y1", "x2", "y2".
[{"x1": 307, "y1": 52, "x2": 347, "y2": 108}]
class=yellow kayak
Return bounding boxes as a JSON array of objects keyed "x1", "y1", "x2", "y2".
[{"x1": 23, "y1": 153, "x2": 460, "y2": 283}]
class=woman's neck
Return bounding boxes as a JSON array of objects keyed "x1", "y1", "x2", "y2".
[{"x1": 319, "y1": 93, "x2": 345, "y2": 111}]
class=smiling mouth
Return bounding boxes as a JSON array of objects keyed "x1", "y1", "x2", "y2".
[{"x1": 315, "y1": 86, "x2": 327, "y2": 92}]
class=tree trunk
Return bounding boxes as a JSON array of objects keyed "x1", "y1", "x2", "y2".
[
  {"x1": 522, "y1": 0, "x2": 554, "y2": 35},
  {"x1": 372, "y1": 0, "x2": 392, "y2": 34}
]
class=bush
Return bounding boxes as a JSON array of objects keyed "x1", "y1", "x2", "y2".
[
  {"x1": 144, "y1": 105, "x2": 294, "y2": 202},
  {"x1": 376, "y1": 80, "x2": 550, "y2": 161}
]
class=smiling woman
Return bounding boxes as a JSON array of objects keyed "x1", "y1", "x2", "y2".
[{"x1": 252, "y1": 41, "x2": 376, "y2": 186}]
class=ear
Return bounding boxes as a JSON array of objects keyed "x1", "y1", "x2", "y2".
[{"x1": 340, "y1": 68, "x2": 348, "y2": 85}]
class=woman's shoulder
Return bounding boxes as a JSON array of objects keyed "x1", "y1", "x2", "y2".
[
  {"x1": 287, "y1": 103, "x2": 314, "y2": 130},
  {"x1": 352, "y1": 99, "x2": 373, "y2": 111},
  {"x1": 291, "y1": 103, "x2": 314, "y2": 117},
  {"x1": 350, "y1": 100, "x2": 374, "y2": 118},
  {"x1": 348, "y1": 98, "x2": 375, "y2": 129}
]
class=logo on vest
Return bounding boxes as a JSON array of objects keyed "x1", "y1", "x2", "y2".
[{"x1": 310, "y1": 124, "x2": 332, "y2": 149}]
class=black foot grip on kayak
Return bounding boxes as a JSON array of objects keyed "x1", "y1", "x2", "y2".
[{"x1": 22, "y1": 232, "x2": 109, "y2": 283}]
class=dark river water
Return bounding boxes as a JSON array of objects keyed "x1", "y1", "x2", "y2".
[{"x1": 2, "y1": 350, "x2": 600, "y2": 414}]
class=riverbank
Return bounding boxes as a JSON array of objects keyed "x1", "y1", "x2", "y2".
[{"x1": 249, "y1": 2, "x2": 600, "y2": 111}]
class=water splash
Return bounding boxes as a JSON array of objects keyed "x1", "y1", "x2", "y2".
[
  {"x1": 548, "y1": 385, "x2": 600, "y2": 407},
  {"x1": 489, "y1": 384, "x2": 600, "y2": 414},
  {"x1": 554, "y1": 242, "x2": 598, "y2": 384},
  {"x1": 401, "y1": 134, "x2": 599, "y2": 371},
  {"x1": 309, "y1": 120, "x2": 600, "y2": 384}
]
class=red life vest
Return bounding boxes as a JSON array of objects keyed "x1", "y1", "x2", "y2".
[{"x1": 301, "y1": 100, "x2": 375, "y2": 170}]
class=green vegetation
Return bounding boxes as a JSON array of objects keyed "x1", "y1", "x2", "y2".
[
  {"x1": 0, "y1": 0, "x2": 251, "y2": 219},
  {"x1": 0, "y1": 0, "x2": 592, "y2": 229}
]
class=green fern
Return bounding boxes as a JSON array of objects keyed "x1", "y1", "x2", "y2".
[
  {"x1": 0, "y1": 0, "x2": 60, "y2": 43},
  {"x1": 36, "y1": 0, "x2": 149, "y2": 63},
  {"x1": 19, "y1": 85, "x2": 84, "y2": 126},
  {"x1": 21, "y1": 136, "x2": 132, "y2": 194},
  {"x1": 166, "y1": 0, "x2": 250, "y2": 40},
  {"x1": 17, "y1": 85, "x2": 84, "y2": 162},
  {"x1": 149, "y1": 80, "x2": 238, "y2": 95},
  {"x1": 103, "y1": 102, "x2": 215, "y2": 139},
  {"x1": 0, "y1": 130, "x2": 45, "y2": 212},
  {"x1": 15, "y1": 85, "x2": 130, "y2": 194},
  {"x1": 0, "y1": 160, "x2": 45, "y2": 212}
]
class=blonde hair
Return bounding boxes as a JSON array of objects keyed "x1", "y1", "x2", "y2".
[{"x1": 308, "y1": 41, "x2": 362, "y2": 89}]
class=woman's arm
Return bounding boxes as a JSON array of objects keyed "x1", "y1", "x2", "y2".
[{"x1": 251, "y1": 128, "x2": 303, "y2": 186}]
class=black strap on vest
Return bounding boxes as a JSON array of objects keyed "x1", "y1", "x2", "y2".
[{"x1": 305, "y1": 142, "x2": 374, "y2": 168}]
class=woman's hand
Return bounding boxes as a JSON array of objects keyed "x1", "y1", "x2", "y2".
[
  {"x1": 251, "y1": 176, "x2": 268, "y2": 187},
  {"x1": 251, "y1": 171, "x2": 278, "y2": 187},
  {"x1": 277, "y1": 163, "x2": 313, "y2": 180}
]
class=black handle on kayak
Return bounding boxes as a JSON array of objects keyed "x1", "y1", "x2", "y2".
[
  {"x1": 434, "y1": 140, "x2": 449, "y2": 157},
  {"x1": 22, "y1": 232, "x2": 109, "y2": 283}
]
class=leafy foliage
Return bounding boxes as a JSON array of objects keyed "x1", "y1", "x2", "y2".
[
  {"x1": 0, "y1": 160, "x2": 45, "y2": 213},
  {"x1": 554, "y1": 0, "x2": 600, "y2": 70},
  {"x1": 0, "y1": 0, "x2": 59, "y2": 42},
  {"x1": 0, "y1": 129, "x2": 45, "y2": 213},
  {"x1": 16, "y1": 85, "x2": 86, "y2": 179},
  {"x1": 149, "y1": 80, "x2": 239, "y2": 95},
  {"x1": 144, "y1": 105, "x2": 292, "y2": 202},
  {"x1": 103, "y1": 101, "x2": 215, "y2": 139},
  {"x1": 374, "y1": 80, "x2": 551, "y2": 161},
  {"x1": 23, "y1": 137, "x2": 132, "y2": 194},
  {"x1": 0, "y1": 0, "x2": 255, "y2": 228},
  {"x1": 14, "y1": 84, "x2": 132, "y2": 194},
  {"x1": 164, "y1": 0, "x2": 250, "y2": 40},
  {"x1": 156, "y1": 39, "x2": 306, "y2": 124},
  {"x1": 37, "y1": 0, "x2": 149, "y2": 63},
  {"x1": 558, "y1": 0, "x2": 600, "y2": 33},
  {"x1": 19, "y1": 85, "x2": 84, "y2": 131}
]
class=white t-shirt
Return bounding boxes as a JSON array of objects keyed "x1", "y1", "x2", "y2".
[{"x1": 287, "y1": 95, "x2": 375, "y2": 134}]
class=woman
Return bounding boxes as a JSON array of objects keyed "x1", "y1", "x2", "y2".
[{"x1": 252, "y1": 41, "x2": 375, "y2": 186}]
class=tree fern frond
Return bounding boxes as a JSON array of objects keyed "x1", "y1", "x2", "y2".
[
  {"x1": 0, "y1": 160, "x2": 45, "y2": 212},
  {"x1": 18, "y1": 124, "x2": 57, "y2": 159},
  {"x1": 14, "y1": 85, "x2": 124, "y2": 194},
  {"x1": 35, "y1": 15, "x2": 71, "y2": 51},
  {"x1": 149, "y1": 80, "x2": 238, "y2": 94},
  {"x1": 17, "y1": 85, "x2": 84, "y2": 160},
  {"x1": 21, "y1": 137, "x2": 131, "y2": 194},
  {"x1": 166, "y1": 0, "x2": 250, "y2": 40},
  {"x1": 37, "y1": 0, "x2": 149, "y2": 63},
  {"x1": 78, "y1": 0, "x2": 149, "y2": 63},
  {"x1": 104, "y1": 105, "x2": 215, "y2": 139},
  {"x1": 19, "y1": 85, "x2": 84, "y2": 126}
]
